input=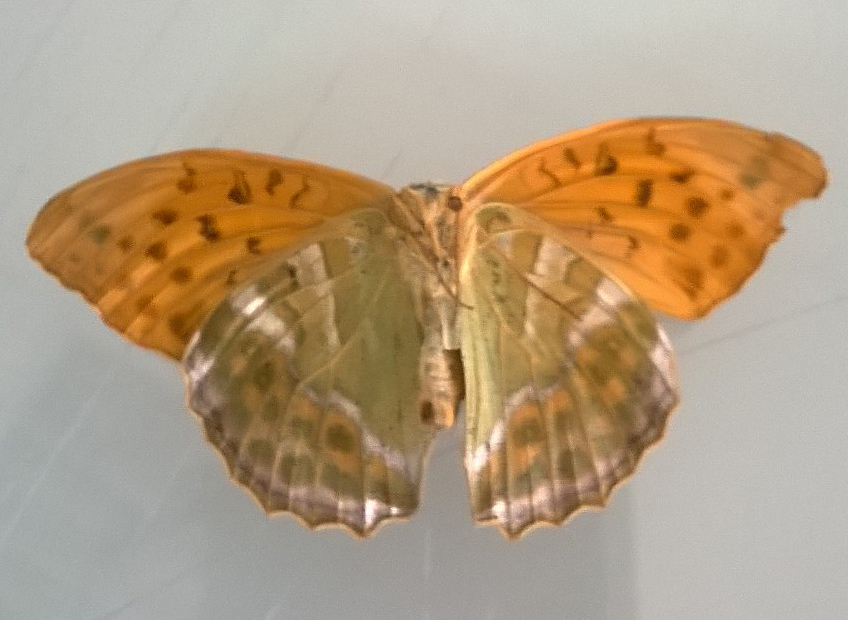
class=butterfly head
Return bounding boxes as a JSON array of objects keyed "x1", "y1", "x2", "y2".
[{"x1": 392, "y1": 183, "x2": 463, "y2": 283}]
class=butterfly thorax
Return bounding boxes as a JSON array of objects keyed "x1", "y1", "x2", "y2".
[{"x1": 388, "y1": 184, "x2": 464, "y2": 429}]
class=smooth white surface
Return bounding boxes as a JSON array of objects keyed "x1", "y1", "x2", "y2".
[{"x1": 2, "y1": 2, "x2": 847, "y2": 619}]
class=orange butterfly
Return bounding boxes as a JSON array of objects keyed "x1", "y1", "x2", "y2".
[{"x1": 28, "y1": 118, "x2": 827, "y2": 537}]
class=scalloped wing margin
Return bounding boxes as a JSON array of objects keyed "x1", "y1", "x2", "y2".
[
  {"x1": 183, "y1": 209, "x2": 436, "y2": 536},
  {"x1": 459, "y1": 203, "x2": 680, "y2": 538}
]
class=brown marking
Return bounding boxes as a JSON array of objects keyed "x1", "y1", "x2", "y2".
[
  {"x1": 720, "y1": 188, "x2": 735, "y2": 201},
  {"x1": 726, "y1": 221, "x2": 745, "y2": 238},
  {"x1": 740, "y1": 172, "x2": 762, "y2": 189},
  {"x1": 289, "y1": 177, "x2": 311, "y2": 210},
  {"x1": 479, "y1": 209, "x2": 512, "y2": 235},
  {"x1": 167, "y1": 313, "x2": 191, "y2": 341},
  {"x1": 196, "y1": 215, "x2": 221, "y2": 241},
  {"x1": 225, "y1": 269, "x2": 238, "y2": 286},
  {"x1": 67, "y1": 252, "x2": 81, "y2": 264},
  {"x1": 135, "y1": 295, "x2": 158, "y2": 318},
  {"x1": 635, "y1": 179, "x2": 653, "y2": 207},
  {"x1": 117, "y1": 235, "x2": 134, "y2": 252},
  {"x1": 176, "y1": 163, "x2": 197, "y2": 193},
  {"x1": 563, "y1": 147, "x2": 581, "y2": 169},
  {"x1": 145, "y1": 241, "x2": 168, "y2": 261},
  {"x1": 594, "y1": 144, "x2": 618, "y2": 175},
  {"x1": 627, "y1": 235, "x2": 640, "y2": 255},
  {"x1": 644, "y1": 129, "x2": 666, "y2": 156},
  {"x1": 739, "y1": 155, "x2": 768, "y2": 190},
  {"x1": 447, "y1": 195, "x2": 463, "y2": 212},
  {"x1": 170, "y1": 266, "x2": 192, "y2": 284},
  {"x1": 670, "y1": 169, "x2": 694, "y2": 184},
  {"x1": 253, "y1": 361, "x2": 274, "y2": 391},
  {"x1": 88, "y1": 224, "x2": 110, "y2": 244},
  {"x1": 77, "y1": 212, "x2": 95, "y2": 230},
  {"x1": 246, "y1": 236, "x2": 261, "y2": 255},
  {"x1": 152, "y1": 209, "x2": 178, "y2": 225},
  {"x1": 685, "y1": 196, "x2": 709, "y2": 218},
  {"x1": 668, "y1": 223, "x2": 692, "y2": 242},
  {"x1": 596, "y1": 206, "x2": 614, "y2": 223},
  {"x1": 266, "y1": 169, "x2": 283, "y2": 195},
  {"x1": 420, "y1": 401, "x2": 435, "y2": 425},
  {"x1": 325, "y1": 424, "x2": 355, "y2": 452},
  {"x1": 681, "y1": 264, "x2": 704, "y2": 296},
  {"x1": 536, "y1": 159, "x2": 562, "y2": 187},
  {"x1": 228, "y1": 170, "x2": 252, "y2": 204},
  {"x1": 710, "y1": 245, "x2": 730, "y2": 268}
]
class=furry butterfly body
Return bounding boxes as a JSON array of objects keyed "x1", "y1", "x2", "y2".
[{"x1": 28, "y1": 118, "x2": 826, "y2": 537}]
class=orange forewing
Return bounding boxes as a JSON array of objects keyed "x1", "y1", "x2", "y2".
[
  {"x1": 459, "y1": 118, "x2": 827, "y2": 318},
  {"x1": 27, "y1": 150, "x2": 394, "y2": 359}
]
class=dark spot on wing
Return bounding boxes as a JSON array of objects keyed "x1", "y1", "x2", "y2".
[
  {"x1": 196, "y1": 215, "x2": 221, "y2": 241},
  {"x1": 512, "y1": 418, "x2": 544, "y2": 447},
  {"x1": 246, "y1": 236, "x2": 262, "y2": 255},
  {"x1": 289, "y1": 178, "x2": 311, "y2": 209},
  {"x1": 710, "y1": 245, "x2": 730, "y2": 268},
  {"x1": 170, "y1": 266, "x2": 192, "y2": 284},
  {"x1": 536, "y1": 159, "x2": 562, "y2": 187},
  {"x1": 325, "y1": 423, "x2": 356, "y2": 452},
  {"x1": 726, "y1": 221, "x2": 745, "y2": 238},
  {"x1": 152, "y1": 209, "x2": 179, "y2": 225},
  {"x1": 670, "y1": 169, "x2": 694, "y2": 184},
  {"x1": 135, "y1": 295, "x2": 156, "y2": 317},
  {"x1": 228, "y1": 170, "x2": 252, "y2": 204},
  {"x1": 88, "y1": 224, "x2": 110, "y2": 244},
  {"x1": 644, "y1": 129, "x2": 666, "y2": 156},
  {"x1": 594, "y1": 145, "x2": 618, "y2": 175},
  {"x1": 685, "y1": 196, "x2": 709, "y2": 218},
  {"x1": 176, "y1": 163, "x2": 197, "y2": 193},
  {"x1": 145, "y1": 241, "x2": 168, "y2": 261},
  {"x1": 253, "y1": 360, "x2": 274, "y2": 391},
  {"x1": 596, "y1": 206, "x2": 614, "y2": 222},
  {"x1": 77, "y1": 212, "x2": 95, "y2": 230},
  {"x1": 167, "y1": 313, "x2": 191, "y2": 341},
  {"x1": 420, "y1": 401, "x2": 435, "y2": 424},
  {"x1": 635, "y1": 179, "x2": 653, "y2": 207},
  {"x1": 563, "y1": 147, "x2": 581, "y2": 169},
  {"x1": 668, "y1": 223, "x2": 692, "y2": 242},
  {"x1": 681, "y1": 264, "x2": 704, "y2": 297},
  {"x1": 266, "y1": 168, "x2": 283, "y2": 195},
  {"x1": 117, "y1": 235, "x2": 134, "y2": 252}
]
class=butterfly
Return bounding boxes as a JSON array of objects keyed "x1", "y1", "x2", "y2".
[{"x1": 27, "y1": 118, "x2": 827, "y2": 538}]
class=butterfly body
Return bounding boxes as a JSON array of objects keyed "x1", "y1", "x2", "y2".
[
  {"x1": 27, "y1": 118, "x2": 826, "y2": 537},
  {"x1": 385, "y1": 184, "x2": 465, "y2": 429}
]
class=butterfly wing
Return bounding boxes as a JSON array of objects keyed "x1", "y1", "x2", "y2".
[
  {"x1": 27, "y1": 150, "x2": 394, "y2": 359},
  {"x1": 184, "y1": 208, "x2": 437, "y2": 536},
  {"x1": 459, "y1": 118, "x2": 827, "y2": 318},
  {"x1": 459, "y1": 203, "x2": 679, "y2": 538}
]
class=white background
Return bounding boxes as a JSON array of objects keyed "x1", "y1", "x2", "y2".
[{"x1": 2, "y1": 1, "x2": 846, "y2": 619}]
